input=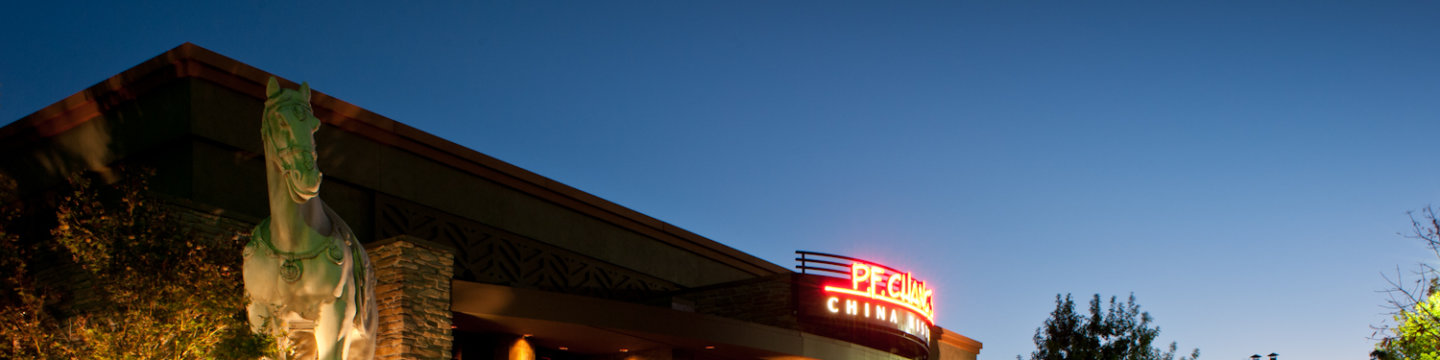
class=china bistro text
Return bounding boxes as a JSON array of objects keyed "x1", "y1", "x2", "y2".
[{"x1": 822, "y1": 261, "x2": 934, "y2": 341}]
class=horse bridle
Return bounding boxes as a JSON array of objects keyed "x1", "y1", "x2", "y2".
[{"x1": 262, "y1": 101, "x2": 322, "y2": 200}]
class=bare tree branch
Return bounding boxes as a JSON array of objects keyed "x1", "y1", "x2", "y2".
[{"x1": 1375, "y1": 206, "x2": 1440, "y2": 359}]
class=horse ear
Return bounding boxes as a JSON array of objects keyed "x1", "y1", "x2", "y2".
[
  {"x1": 266, "y1": 77, "x2": 282, "y2": 98},
  {"x1": 300, "y1": 82, "x2": 311, "y2": 102}
]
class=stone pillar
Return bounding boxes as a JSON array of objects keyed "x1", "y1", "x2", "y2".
[{"x1": 369, "y1": 235, "x2": 455, "y2": 360}]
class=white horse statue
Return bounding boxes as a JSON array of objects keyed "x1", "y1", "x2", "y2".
[{"x1": 243, "y1": 77, "x2": 377, "y2": 360}]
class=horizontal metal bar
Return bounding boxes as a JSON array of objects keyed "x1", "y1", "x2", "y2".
[
  {"x1": 794, "y1": 266, "x2": 851, "y2": 276},
  {"x1": 795, "y1": 250, "x2": 866, "y2": 263},
  {"x1": 795, "y1": 250, "x2": 906, "y2": 276},
  {"x1": 794, "y1": 258, "x2": 852, "y2": 268}
]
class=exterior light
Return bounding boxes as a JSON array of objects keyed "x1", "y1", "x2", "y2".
[
  {"x1": 557, "y1": 346, "x2": 568, "y2": 351},
  {"x1": 509, "y1": 338, "x2": 535, "y2": 360},
  {"x1": 797, "y1": 252, "x2": 937, "y2": 344},
  {"x1": 1251, "y1": 355, "x2": 1261, "y2": 360},
  {"x1": 1268, "y1": 353, "x2": 1278, "y2": 360},
  {"x1": 704, "y1": 345, "x2": 715, "y2": 350},
  {"x1": 619, "y1": 348, "x2": 629, "y2": 353},
  {"x1": 821, "y1": 262, "x2": 934, "y2": 324},
  {"x1": 522, "y1": 334, "x2": 533, "y2": 338}
]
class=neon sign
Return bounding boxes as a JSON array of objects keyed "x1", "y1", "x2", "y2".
[
  {"x1": 823, "y1": 262, "x2": 935, "y2": 324},
  {"x1": 810, "y1": 259, "x2": 934, "y2": 344}
]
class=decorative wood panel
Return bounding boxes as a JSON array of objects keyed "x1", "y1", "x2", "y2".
[{"x1": 374, "y1": 194, "x2": 679, "y2": 299}]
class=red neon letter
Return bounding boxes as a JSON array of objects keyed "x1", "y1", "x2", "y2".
[
  {"x1": 887, "y1": 274, "x2": 902, "y2": 298},
  {"x1": 824, "y1": 259, "x2": 937, "y2": 324},
  {"x1": 869, "y1": 265, "x2": 886, "y2": 296},
  {"x1": 851, "y1": 263, "x2": 870, "y2": 290}
]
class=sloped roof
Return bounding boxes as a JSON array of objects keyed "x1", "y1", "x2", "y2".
[{"x1": 2, "y1": 42, "x2": 788, "y2": 277}]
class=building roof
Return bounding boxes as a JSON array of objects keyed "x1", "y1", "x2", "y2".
[{"x1": 1, "y1": 42, "x2": 789, "y2": 278}]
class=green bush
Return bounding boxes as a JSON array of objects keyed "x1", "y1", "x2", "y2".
[{"x1": 0, "y1": 169, "x2": 273, "y2": 359}]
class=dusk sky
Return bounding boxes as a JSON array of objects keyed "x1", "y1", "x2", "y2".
[{"x1": 6, "y1": 1, "x2": 1440, "y2": 359}]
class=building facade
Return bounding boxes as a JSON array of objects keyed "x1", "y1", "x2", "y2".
[{"x1": 0, "y1": 43, "x2": 981, "y2": 360}]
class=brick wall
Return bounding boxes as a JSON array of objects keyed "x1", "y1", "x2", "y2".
[{"x1": 369, "y1": 235, "x2": 455, "y2": 360}]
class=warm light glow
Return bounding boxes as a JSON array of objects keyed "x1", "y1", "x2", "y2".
[
  {"x1": 823, "y1": 261, "x2": 935, "y2": 324},
  {"x1": 823, "y1": 286, "x2": 935, "y2": 324},
  {"x1": 509, "y1": 338, "x2": 535, "y2": 360}
]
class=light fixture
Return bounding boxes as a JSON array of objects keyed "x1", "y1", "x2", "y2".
[
  {"x1": 557, "y1": 346, "x2": 568, "y2": 351},
  {"x1": 522, "y1": 334, "x2": 533, "y2": 338},
  {"x1": 619, "y1": 348, "x2": 630, "y2": 353},
  {"x1": 704, "y1": 346, "x2": 715, "y2": 350}
]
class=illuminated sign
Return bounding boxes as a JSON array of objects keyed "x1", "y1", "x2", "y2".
[{"x1": 820, "y1": 260, "x2": 933, "y2": 342}]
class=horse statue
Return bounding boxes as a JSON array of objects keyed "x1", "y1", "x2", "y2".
[{"x1": 243, "y1": 77, "x2": 377, "y2": 360}]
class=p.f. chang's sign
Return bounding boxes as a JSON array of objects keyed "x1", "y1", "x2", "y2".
[
  {"x1": 824, "y1": 262, "x2": 935, "y2": 325},
  {"x1": 797, "y1": 251, "x2": 934, "y2": 345}
]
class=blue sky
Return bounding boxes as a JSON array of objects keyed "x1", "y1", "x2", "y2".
[{"x1": 6, "y1": 1, "x2": 1440, "y2": 359}]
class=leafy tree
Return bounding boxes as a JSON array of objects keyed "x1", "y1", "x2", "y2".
[
  {"x1": 1375, "y1": 207, "x2": 1440, "y2": 360},
  {"x1": 0, "y1": 169, "x2": 273, "y2": 359},
  {"x1": 1021, "y1": 293, "x2": 1199, "y2": 360},
  {"x1": 1377, "y1": 290, "x2": 1440, "y2": 360}
]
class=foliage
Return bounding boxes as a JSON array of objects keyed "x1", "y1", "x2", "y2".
[
  {"x1": 1377, "y1": 290, "x2": 1440, "y2": 360},
  {"x1": 1021, "y1": 293, "x2": 1199, "y2": 360},
  {"x1": 0, "y1": 169, "x2": 273, "y2": 359},
  {"x1": 1375, "y1": 207, "x2": 1440, "y2": 360}
]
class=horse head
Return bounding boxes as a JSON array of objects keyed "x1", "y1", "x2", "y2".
[{"x1": 263, "y1": 77, "x2": 323, "y2": 204}]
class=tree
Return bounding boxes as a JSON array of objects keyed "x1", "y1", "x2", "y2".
[
  {"x1": 1021, "y1": 293, "x2": 1200, "y2": 360},
  {"x1": 1377, "y1": 290, "x2": 1440, "y2": 360},
  {"x1": 0, "y1": 169, "x2": 272, "y2": 359},
  {"x1": 1375, "y1": 207, "x2": 1440, "y2": 360}
]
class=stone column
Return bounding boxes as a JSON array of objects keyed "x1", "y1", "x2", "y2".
[{"x1": 369, "y1": 235, "x2": 455, "y2": 360}]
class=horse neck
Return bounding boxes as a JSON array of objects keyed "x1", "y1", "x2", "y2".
[{"x1": 265, "y1": 159, "x2": 322, "y2": 253}]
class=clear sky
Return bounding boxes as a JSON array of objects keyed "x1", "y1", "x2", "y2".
[{"x1": 5, "y1": 1, "x2": 1440, "y2": 359}]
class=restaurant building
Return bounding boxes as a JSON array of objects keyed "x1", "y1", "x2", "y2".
[{"x1": 0, "y1": 43, "x2": 982, "y2": 360}]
